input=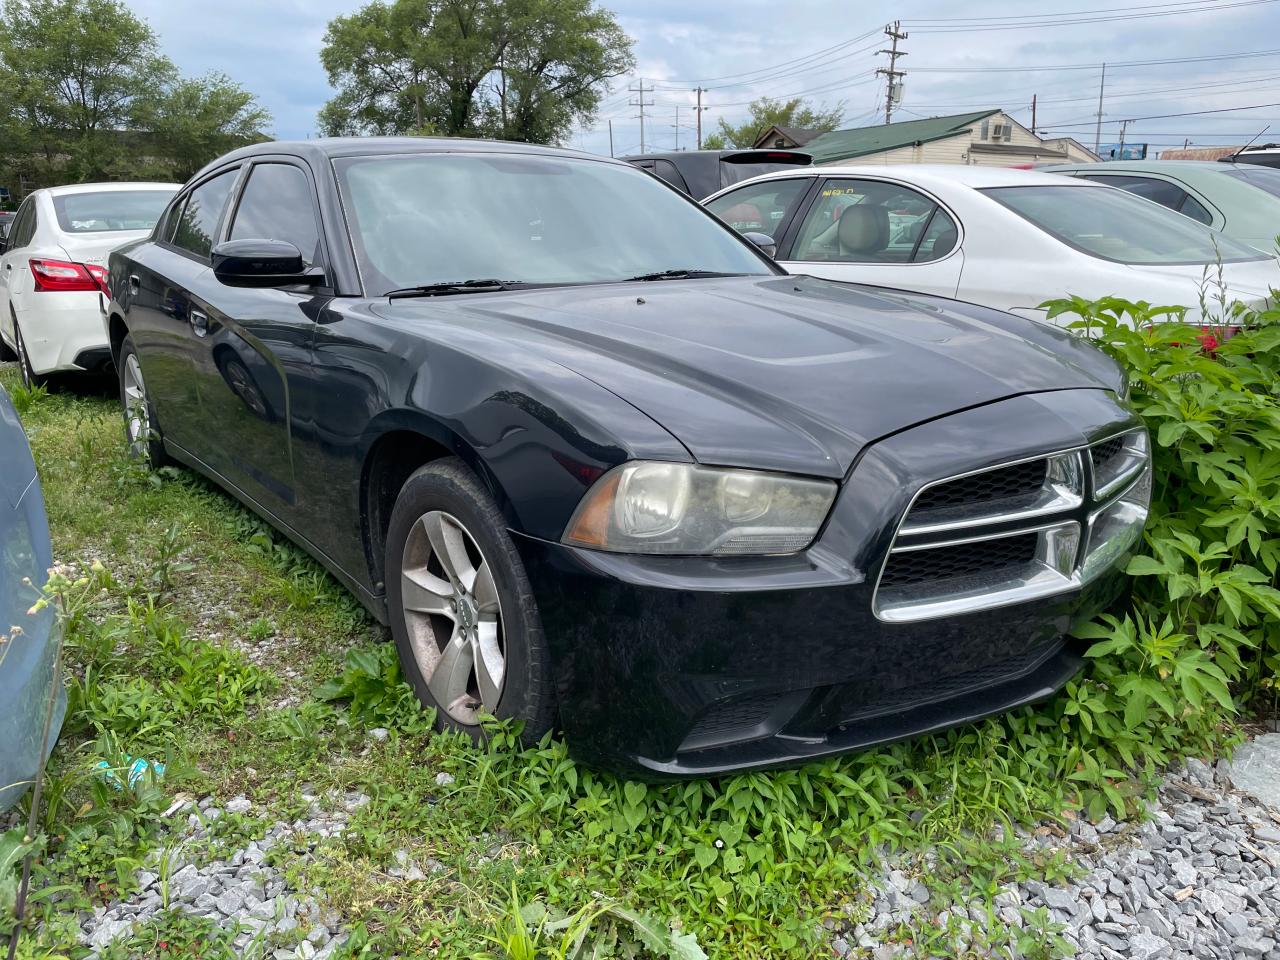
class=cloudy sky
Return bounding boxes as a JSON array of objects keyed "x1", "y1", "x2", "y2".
[{"x1": 132, "y1": 0, "x2": 1280, "y2": 157}]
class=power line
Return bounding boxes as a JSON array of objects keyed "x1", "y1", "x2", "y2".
[
  {"x1": 912, "y1": 47, "x2": 1280, "y2": 73},
  {"x1": 905, "y1": 0, "x2": 1278, "y2": 32},
  {"x1": 1041, "y1": 99, "x2": 1280, "y2": 128},
  {"x1": 647, "y1": 28, "x2": 882, "y2": 85}
]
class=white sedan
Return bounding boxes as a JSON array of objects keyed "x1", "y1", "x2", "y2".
[
  {"x1": 0, "y1": 181, "x2": 178, "y2": 386},
  {"x1": 703, "y1": 164, "x2": 1279, "y2": 325}
]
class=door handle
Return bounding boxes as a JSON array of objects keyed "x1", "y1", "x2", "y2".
[
  {"x1": 190, "y1": 308, "x2": 209, "y2": 338},
  {"x1": 128, "y1": 274, "x2": 140, "y2": 292}
]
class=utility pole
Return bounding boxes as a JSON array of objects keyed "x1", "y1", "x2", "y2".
[
  {"x1": 693, "y1": 86, "x2": 709, "y2": 149},
  {"x1": 630, "y1": 79, "x2": 654, "y2": 154},
  {"x1": 1117, "y1": 119, "x2": 1130, "y2": 157},
  {"x1": 673, "y1": 105, "x2": 680, "y2": 150},
  {"x1": 1093, "y1": 62, "x2": 1106, "y2": 154},
  {"x1": 608, "y1": 119, "x2": 614, "y2": 157},
  {"x1": 876, "y1": 21, "x2": 908, "y2": 125},
  {"x1": 1030, "y1": 94, "x2": 1037, "y2": 135}
]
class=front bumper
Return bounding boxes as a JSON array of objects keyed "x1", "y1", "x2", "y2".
[{"x1": 516, "y1": 389, "x2": 1141, "y2": 777}]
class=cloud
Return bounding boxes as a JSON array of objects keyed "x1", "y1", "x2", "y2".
[{"x1": 128, "y1": 0, "x2": 1280, "y2": 154}]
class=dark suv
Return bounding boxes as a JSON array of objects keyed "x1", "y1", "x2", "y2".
[{"x1": 622, "y1": 149, "x2": 812, "y2": 199}]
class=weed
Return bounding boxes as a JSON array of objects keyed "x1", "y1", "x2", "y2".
[{"x1": 8, "y1": 380, "x2": 48, "y2": 416}]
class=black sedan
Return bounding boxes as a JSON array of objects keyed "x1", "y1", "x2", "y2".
[{"x1": 104, "y1": 137, "x2": 1150, "y2": 776}]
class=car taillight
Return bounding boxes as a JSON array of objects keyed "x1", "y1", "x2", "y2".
[{"x1": 29, "y1": 257, "x2": 108, "y2": 294}]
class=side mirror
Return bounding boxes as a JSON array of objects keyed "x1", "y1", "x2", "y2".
[
  {"x1": 211, "y1": 239, "x2": 324, "y2": 288},
  {"x1": 742, "y1": 231, "x2": 777, "y2": 259}
]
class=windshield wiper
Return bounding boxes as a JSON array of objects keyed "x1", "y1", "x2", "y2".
[
  {"x1": 624, "y1": 269, "x2": 744, "y2": 282},
  {"x1": 387, "y1": 279, "x2": 518, "y2": 299}
]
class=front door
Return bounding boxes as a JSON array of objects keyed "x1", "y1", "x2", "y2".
[
  {"x1": 780, "y1": 177, "x2": 965, "y2": 299},
  {"x1": 190, "y1": 159, "x2": 328, "y2": 519}
]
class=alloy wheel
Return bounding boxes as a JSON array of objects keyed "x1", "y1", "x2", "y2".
[
  {"x1": 122, "y1": 352, "x2": 152, "y2": 458},
  {"x1": 400, "y1": 510, "x2": 506, "y2": 725}
]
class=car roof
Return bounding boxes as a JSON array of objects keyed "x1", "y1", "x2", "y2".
[
  {"x1": 709, "y1": 163, "x2": 1101, "y2": 194},
  {"x1": 194, "y1": 136, "x2": 621, "y2": 181},
  {"x1": 40, "y1": 181, "x2": 180, "y2": 197},
  {"x1": 1045, "y1": 160, "x2": 1253, "y2": 174}
]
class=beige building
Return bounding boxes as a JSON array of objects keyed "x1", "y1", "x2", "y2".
[{"x1": 802, "y1": 109, "x2": 1100, "y2": 167}]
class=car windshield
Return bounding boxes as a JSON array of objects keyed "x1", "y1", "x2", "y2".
[
  {"x1": 982, "y1": 184, "x2": 1269, "y2": 265},
  {"x1": 1220, "y1": 163, "x2": 1280, "y2": 200},
  {"x1": 334, "y1": 153, "x2": 775, "y2": 296},
  {"x1": 51, "y1": 190, "x2": 175, "y2": 234}
]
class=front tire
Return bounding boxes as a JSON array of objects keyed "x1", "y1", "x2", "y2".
[
  {"x1": 118, "y1": 334, "x2": 173, "y2": 468},
  {"x1": 385, "y1": 458, "x2": 555, "y2": 742}
]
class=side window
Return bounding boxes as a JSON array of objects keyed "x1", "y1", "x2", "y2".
[
  {"x1": 1081, "y1": 175, "x2": 1186, "y2": 212},
  {"x1": 8, "y1": 198, "x2": 36, "y2": 249},
  {"x1": 1177, "y1": 193, "x2": 1214, "y2": 225},
  {"x1": 704, "y1": 178, "x2": 809, "y2": 240},
  {"x1": 791, "y1": 179, "x2": 955, "y2": 264},
  {"x1": 155, "y1": 197, "x2": 184, "y2": 242},
  {"x1": 652, "y1": 159, "x2": 690, "y2": 194},
  {"x1": 172, "y1": 170, "x2": 236, "y2": 259},
  {"x1": 229, "y1": 163, "x2": 323, "y2": 264}
]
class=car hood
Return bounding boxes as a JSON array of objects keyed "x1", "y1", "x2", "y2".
[{"x1": 372, "y1": 276, "x2": 1124, "y2": 478}]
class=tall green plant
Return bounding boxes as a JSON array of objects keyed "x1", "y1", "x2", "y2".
[{"x1": 1045, "y1": 296, "x2": 1280, "y2": 722}]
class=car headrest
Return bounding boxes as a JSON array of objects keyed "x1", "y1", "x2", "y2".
[
  {"x1": 930, "y1": 218, "x2": 958, "y2": 258},
  {"x1": 837, "y1": 205, "x2": 889, "y2": 255},
  {"x1": 722, "y1": 203, "x2": 764, "y2": 230}
]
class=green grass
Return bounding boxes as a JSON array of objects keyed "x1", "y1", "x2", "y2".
[{"x1": 1, "y1": 365, "x2": 1238, "y2": 960}]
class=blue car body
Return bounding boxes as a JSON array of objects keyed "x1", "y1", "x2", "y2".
[{"x1": 0, "y1": 385, "x2": 63, "y2": 812}]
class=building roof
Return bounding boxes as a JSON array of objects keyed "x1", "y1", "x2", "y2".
[
  {"x1": 1155, "y1": 145, "x2": 1240, "y2": 161},
  {"x1": 752, "y1": 125, "x2": 824, "y2": 148},
  {"x1": 799, "y1": 110, "x2": 1000, "y2": 164}
]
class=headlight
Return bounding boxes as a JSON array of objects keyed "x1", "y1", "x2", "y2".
[{"x1": 563, "y1": 461, "x2": 836, "y2": 556}]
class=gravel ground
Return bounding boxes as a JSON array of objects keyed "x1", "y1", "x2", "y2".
[
  {"x1": 68, "y1": 735, "x2": 1280, "y2": 958},
  {"x1": 838, "y1": 734, "x2": 1280, "y2": 959}
]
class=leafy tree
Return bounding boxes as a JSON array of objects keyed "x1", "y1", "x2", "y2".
[
  {"x1": 0, "y1": 0, "x2": 269, "y2": 186},
  {"x1": 141, "y1": 74, "x2": 271, "y2": 181},
  {"x1": 702, "y1": 96, "x2": 844, "y2": 150},
  {"x1": 319, "y1": 0, "x2": 634, "y2": 144}
]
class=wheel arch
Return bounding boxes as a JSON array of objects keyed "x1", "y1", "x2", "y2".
[
  {"x1": 358, "y1": 409, "x2": 514, "y2": 596},
  {"x1": 107, "y1": 309, "x2": 129, "y2": 367}
]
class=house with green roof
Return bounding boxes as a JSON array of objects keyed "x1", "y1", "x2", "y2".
[{"x1": 799, "y1": 109, "x2": 1099, "y2": 167}]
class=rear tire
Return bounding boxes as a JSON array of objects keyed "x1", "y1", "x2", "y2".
[
  {"x1": 118, "y1": 334, "x2": 173, "y2": 468},
  {"x1": 13, "y1": 319, "x2": 45, "y2": 389},
  {"x1": 385, "y1": 458, "x2": 556, "y2": 743}
]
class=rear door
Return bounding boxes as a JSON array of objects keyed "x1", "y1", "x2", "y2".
[
  {"x1": 124, "y1": 167, "x2": 241, "y2": 455},
  {"x1": 778, "y1": 177, "x2": 964, "y2": 298},
  {"x1": 0, "y1": 197, "x2": 36, "y2": 349},
  {"x1": 192, "y1": 158, "x2": 329, "y2": 519}
]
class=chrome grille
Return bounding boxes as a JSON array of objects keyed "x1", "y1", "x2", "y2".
[
  {"x1": 880, "y1": 533, "x2": 1038, "y2": 588},
  {"x1": 874, "y1": 429, "x2": 1151, "y2": 623},
  {"x1": 912, "y1": 459, "x2": 1048, "y2": 514}
]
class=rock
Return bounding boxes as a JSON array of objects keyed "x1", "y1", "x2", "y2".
[
  {"x1": 296, "y1": 942, "x2": 317, "y2": 960},
  {"x1": 1221, "y1": 913, "x2": 1253, "y2": 938},
  {"x1": 88, "y1": 918, "x2": 132, "y2": 948},
  {"x1": 1044, "y1": 887, "x2": 1077, "y2": 912},
  {"x1": 368, "y1": 727, "x2": 389, "y2": 741},
  {"x1": 1223, "y1": 735, "x2": 1280, "y2": 809},
  {"x1": 435, "y1": 772, "x2": 455, "y2": 786},
  {"x1": 1129, "y1": 931, "x2": 1172, "y2": 959},
  {"x1": 226, "y1": 796, "x2": 252, "y2": 814}
]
